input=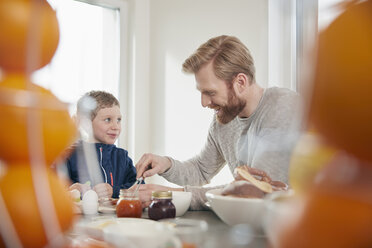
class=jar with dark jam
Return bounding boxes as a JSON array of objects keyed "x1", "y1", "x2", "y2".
[
  {"x1": 116, "y1": 190, "x2": 142, "y2": 218},
  {"x1": 148, "y1": 191, "x2": 176, "y2": 221}
]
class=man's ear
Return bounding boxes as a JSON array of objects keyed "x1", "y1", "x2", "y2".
[{"x1": 233, "y1": 73, "x2": 249, "y2": 94}]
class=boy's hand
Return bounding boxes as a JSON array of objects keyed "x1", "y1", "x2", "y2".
[
  {"x1": 93, "y1": 183, "x2": 113, "y2": 199},
  {"x1": 69, "y1": 182, "x2": 91, "y2": 196},
  {"x1": 129, "y1": 183, "x2": 184, "y2": 208},
  {"x1": 135, "y1": 153, "x2": 172, "y2": 178}
]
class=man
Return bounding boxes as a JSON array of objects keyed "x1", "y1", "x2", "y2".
[{"x1": 135, "y1": 35, "x2": 302, "y2": 210}]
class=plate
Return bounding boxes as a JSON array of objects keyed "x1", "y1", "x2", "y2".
[
  {"x1": 98, "y1": 205, "x2": 116, "y2": 214},
  {"x1": 75, "y1": 217, "x2": 156, "y2": 240},
  {"x1": 103, "y1": 219, "x2": 180, "y2": 248}
]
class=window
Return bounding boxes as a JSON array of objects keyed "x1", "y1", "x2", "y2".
[{"x1": 31, "y1": 0, "x2": 129, "y2": 148}]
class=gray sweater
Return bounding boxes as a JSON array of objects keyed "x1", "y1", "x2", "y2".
[{"x1": 161, "y1": 87, "x2": 302, "y2": 210}]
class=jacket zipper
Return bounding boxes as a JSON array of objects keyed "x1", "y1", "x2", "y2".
[{"x1": 99, "y1": 147, "x2": 108, "y2": 183}]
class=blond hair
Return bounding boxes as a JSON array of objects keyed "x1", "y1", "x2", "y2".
[
  {"x1": 182, "y1": 35, "x2": 256, "y2": 85},
  {"x1": 77, "y1": 90, "x2": 120, "y2": 120}
]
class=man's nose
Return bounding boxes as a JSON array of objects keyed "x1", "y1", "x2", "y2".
[{"x1": 201, "y1": 94, "x2": 211, "y2": 108}]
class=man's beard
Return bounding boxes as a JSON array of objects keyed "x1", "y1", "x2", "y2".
[{"x1": 216, "y1": 89, "x2": 246, "y2": 124}]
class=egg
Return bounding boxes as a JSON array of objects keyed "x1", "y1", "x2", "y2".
[
  {"x1": 82, "y1": 189, "x2": 98, "y2": 215},
  {"x1": 69, "y1": 189, "x2": 81, "y2": 202},
  {"x1": 83, "y1": 189, "x2": 98, "y2": 201}
]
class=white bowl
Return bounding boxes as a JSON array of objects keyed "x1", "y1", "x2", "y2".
[
  {"x1": 172, "y1": 191, "x2": 192, "y2": 217},
  {"x1": 263, "y1": 190, "x2": 296, "y2": 244},
  {"x1": 103, "y1": 218, "x2": 181, "y2": 248},
  {"x1": 205, "y1": 188, "x2": 265, "y2": 229},
  {"x1": 75, "y1": 217, "x2": 148, "y2": 240}
]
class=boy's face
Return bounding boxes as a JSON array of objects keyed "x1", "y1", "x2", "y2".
[{"x1": 92, "y1": 105, "x2": 122, "y2": 144}]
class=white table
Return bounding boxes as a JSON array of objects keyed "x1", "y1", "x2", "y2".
[
  {"x1": 72, "y1": 210, "x2": 267, "y2": 248},
  {"x1": 182, "y1": 211, "x2": 267, "y2": 248}
]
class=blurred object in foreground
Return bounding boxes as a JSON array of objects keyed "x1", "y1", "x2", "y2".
[
  {"x1": 65, "y1": 236, "x2": 115, "y2": 248},
  {"x1": 273, "y1": 153, "x2": 372, "y2": 248},
  {"x1": 289, "y1": 131, "x2": 336, "y2": 194},
  {"x1": 263, "y1": 190, "x2": 300, "y2": 248},
  {"x1": 0, "y1": 74, "x2": 77, "y2": 165},
  {"x1": 272, "y1": 1, "x2": 372, "y2": 247},
  {"x1": 308, "y1": 0, "x2": 372, "y2": 162},
  {"x1": 0, "y1": 0, "x2": 77, "y2": 247},
  {"x1": 0, "y1": 165, "x2": 75, "y2": 247},
  {"x1": 0, "y1": 0, "x2": 59, "y2": 72},
  {"x1": 159, "y1": 218, "x2": 208, "y2": 248}
]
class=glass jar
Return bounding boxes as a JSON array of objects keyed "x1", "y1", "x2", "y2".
[
  {"x1": 116, "y1": 189, "x2": 142, "y2": 218},
  {"x1": 148, "y1": 191, "x2": 176, "y2": 221}
]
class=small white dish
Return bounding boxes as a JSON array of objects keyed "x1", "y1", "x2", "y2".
[
  {"x1": 74, "y1": 217, "x2": 117, "y2": 240},
  {"x1": 98, "y1": 205, "x2": 116, "y2": 214},
  {"x1": 172, "y1": 191, "x2": 192, "y2": 217},
  {"x1": 159, "y1": 218, "x2": 208, "y2": 247},
  {"x1": 103, "y1": 219, "x2": 181, "y2": 248},
  {"x1": 75, "y1": 217, "x2": 154, "y2": 240}
]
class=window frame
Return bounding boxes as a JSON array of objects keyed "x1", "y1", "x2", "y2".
[{"x1": 75, "y1": 0, "x2": 131, "y2": 153}]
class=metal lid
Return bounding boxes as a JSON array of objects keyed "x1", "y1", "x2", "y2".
[
  {"x1": 119, "y1": 189, "x2": 138, "y2": 198},
  {"x1": 152, "y1": 191, "x2": 172, "y2": 199}
]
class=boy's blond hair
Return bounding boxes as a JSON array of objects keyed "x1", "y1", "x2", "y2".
[{"x1": 77, "y1": 91, "x2": 120, "y2": 120}]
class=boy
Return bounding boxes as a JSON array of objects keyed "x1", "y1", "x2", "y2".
[{"x1": 66, "y1": 91, "x2": 137, "y2": 199}]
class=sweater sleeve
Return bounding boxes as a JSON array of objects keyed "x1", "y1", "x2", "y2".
[
  {"x1": 160, "y1": 120, "x2": 229, "y2": 210},
  {"x1": 160, "y1": 123, "x2": 226, "y2": 186}
]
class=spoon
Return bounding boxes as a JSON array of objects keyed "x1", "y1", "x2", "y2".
[{"x1": 132, "y1": 177, "x2": 143, "y2": 199}]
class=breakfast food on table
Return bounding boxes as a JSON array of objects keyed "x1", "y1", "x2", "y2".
[
  {"x1": 116, "y1": 190, "x2": 142, "y2": 218},
  {"x1": 222, "y1": 180, "x2": 266, "y2": 198},
  {"x1": 148, "y1": 191, "x2": 176, "y2": 220},
  {"x1": 70, "y1": 189, "x2": 81, "y2": 202},
  {"x1": 82, "y1": 190, "x2": 99, "y2": 215},
  {"x1": 99, "y1": 197, "x2": 118, "y2": 207},
  {"x1": 222, "y1": 166, "x2": 288, "y2": 198}
]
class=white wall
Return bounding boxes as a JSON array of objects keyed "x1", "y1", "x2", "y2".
[
  {"x1": 268, "y1": 0, "x2": 297, "y2": 90},
  {"x1": 146, "y1": 0, "x2": 268, "y2": 186},
  {"x1": 123, "y1": 0, "x2": 299, "y2": 187}
]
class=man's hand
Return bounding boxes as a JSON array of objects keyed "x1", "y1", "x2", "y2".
[
  {"x1": 135, "y1": 153, "x2": 172, "y2": 178},
  {"x1": 93, "y1": 183, "x2": 113, "y2": 199},
  {"x1": 129, "y1": 183, "x2": 184, "y2": 208},
  {"x1": 69, "y1": 182, "x2": 91, "y2": 196}
]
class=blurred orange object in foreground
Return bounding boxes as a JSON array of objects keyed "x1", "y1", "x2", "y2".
[
  {"x1": 274, "y1": 154, "x2": 372, "y2": 248},
  {"x1": 0, "y1": 74, "x2": 77, "y2": 165},
  {"x1": 0, "y1": 0, "x2": 59, "y2": 72},
  {"x1": 308, "y1": 0, "x2": 372, "y2": 162},
  {"x1": 0, "y1": 0, "x2": 77, "y2": 247},
  {"x1": 0, "y1": 165, "x2": 75, "y2": 247},
  {"x1": 289, "y1": 132, "x2": 336, "y2": 194},
  {"x1": 273, "y1": 1, "x2": 372, "y2": 247}
]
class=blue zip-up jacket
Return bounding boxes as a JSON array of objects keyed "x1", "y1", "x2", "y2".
[{"x1": 66, "y1": 142, "x2": 137, "y2": 198}]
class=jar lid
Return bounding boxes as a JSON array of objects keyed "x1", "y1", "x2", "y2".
[
  {"x1": 119, "y1": 189, "x2": 138, "y2": 198},
  {"x1": 152, "y1": 191, "x2": 172, "y2": 199}
]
